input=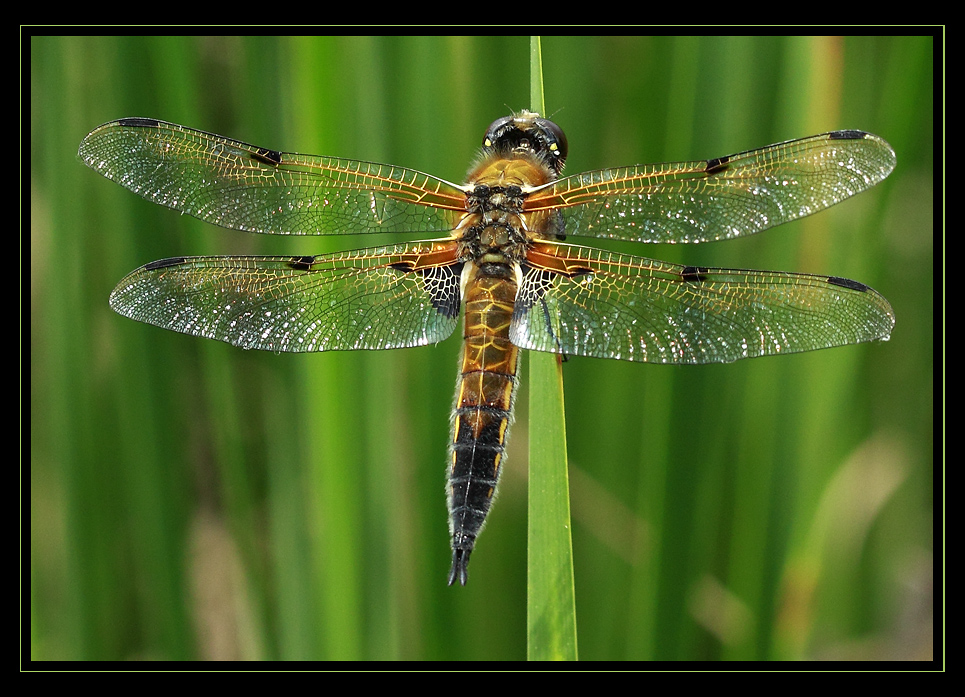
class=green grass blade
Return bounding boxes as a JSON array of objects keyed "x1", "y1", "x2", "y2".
[{"x1": 526, "y1": 36, "x2": 579, "y2": 662}]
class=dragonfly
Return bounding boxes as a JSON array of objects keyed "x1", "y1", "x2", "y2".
[{"x1": 79, "y1": 112, "x2": 896, "y2": 586}]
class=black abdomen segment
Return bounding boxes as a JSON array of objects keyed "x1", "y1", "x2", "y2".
[{"x1": 448, "y1": 400, "x2": 515, "y2": 586}]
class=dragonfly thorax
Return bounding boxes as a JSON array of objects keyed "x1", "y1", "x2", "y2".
[
  {"x1": 466, "y1": 184, "x2": 525, "y2": 213},
  {"x1": 458, "y1": 212, "x2": 529, "y2": 263}
]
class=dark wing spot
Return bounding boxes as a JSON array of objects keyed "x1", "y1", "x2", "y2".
[
  {"x1": 515, "y1": 265, "x2": 555, "y2": 314},
  {"x1": 287, "y1": 255, "x2": 316, "y2": 271},
  {"x1": 827, "y1": 276, "x2": 870, "y2": 291},
  {"x1": 389, "y1": 262, "x2": 463, "y2": 319},
  {"x1": 117, "y1": 117, "x2": 161, "y2": 128},
  {"x1": 828, "y1": 130, "x2": 868, "y2": 140},
  {"x1": 681, "y1": 265, "x2": 709, "y2": 283},
  {"x1": 705, "y1": 156, "x2": 730, "y2": 175},
  {"x1": 423, "y1": 264, "x2": 463, "y2": 319},
  {"x1": 144, "y1": 257, "x2": 187, "y2": 271},
  {"x1": 251, "y1": 147, "x2": 282, "y2": 166}
]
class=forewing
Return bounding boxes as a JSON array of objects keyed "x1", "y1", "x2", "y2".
[
  {"x1": 526, "y1": 131, "x2": 895, "y2": 244},
  {"x1": 79, "y1": 118, "x2": 467, "y2": 235},
  {"x1": 109, "y1": 241, "x2": 463, "y2": 352},
  {"x1": 511, "y1": 243, "x2": 895, "y2": 364}
]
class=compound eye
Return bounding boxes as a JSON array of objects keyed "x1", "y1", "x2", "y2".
[
  {"x1": 536, "y1": 117, "x2": 568, "y2": 165},
  {"x1": 483, "y1": 116, "x2": 514, "y2": 148}
]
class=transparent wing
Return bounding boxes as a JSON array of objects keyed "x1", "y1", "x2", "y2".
[
  {"x1": 511, "y1": 242, "x2": 895, "y2": 364},
  {"x1": 109, "y1": 241, "x2": 463, "y2": 352},
  {"x1": 79, "y1": 118, "x2": 467, "y2": 236},
  {"x1": 526, "y1": 131, "x2": 895, "y2": 244}
]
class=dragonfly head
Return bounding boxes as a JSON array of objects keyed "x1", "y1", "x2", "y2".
[{"x1": 481, "y1": 110, "x2": 568, "y2": 175}]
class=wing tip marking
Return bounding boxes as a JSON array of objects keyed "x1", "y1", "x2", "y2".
[
  {"x1": 828, "y1": 129, "x2": 869, "y2": 140},
  {"x1": 117, "y1": 117, "x2": 162, "y2": 129},
  {"x1": 827, "y1": 275, "x2": 870, "y2": 292},
  {"x1": 144, "y1": 256, "x2": 187, "y2": 271}
]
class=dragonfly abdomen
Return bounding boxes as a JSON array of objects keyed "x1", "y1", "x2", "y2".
[{"x1": 447, "y1": 266, "x2": 521, "y2": 586}]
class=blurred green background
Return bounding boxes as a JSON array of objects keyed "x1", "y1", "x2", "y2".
[{"x1": 30, "y1": 35, "x2": 933, "y2": 661}]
